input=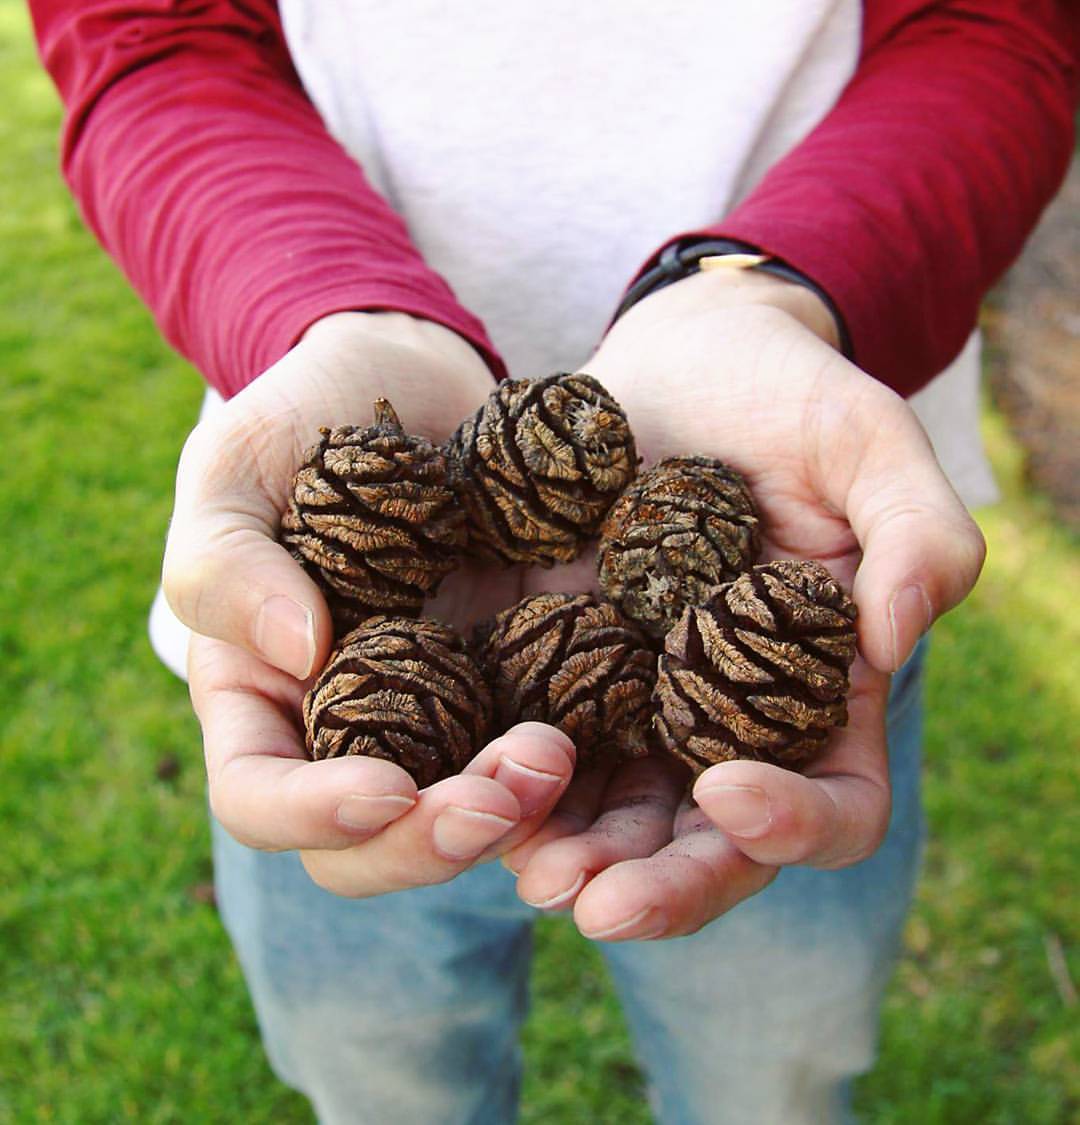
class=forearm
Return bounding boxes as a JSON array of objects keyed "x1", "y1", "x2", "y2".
[{"x1": 31, "y1": 0, "x2": 504, "y2": 398}]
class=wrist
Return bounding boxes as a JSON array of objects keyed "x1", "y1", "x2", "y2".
[
  {"x1": 618, "y1": 265, "x2": 840, "y2": 350},
  {"x1": 677, "y1": 267, "x2": 841, "y2": 348},
  {"x1": 616, "y1": 237, "x2": 844, "y2": 351},
  {"x1": 282, "y1": 311, "x2": 495, "y2": 441},
  {"x1": 302, "y1": 311, "x2": 494, "y2": 373}
]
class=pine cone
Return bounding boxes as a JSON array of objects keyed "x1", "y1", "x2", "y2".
[
  {"x1": 654, "y1": 560, "x2": 857, "y2": 773},
  {"x1": 281, "y1": 399, "x2": 465, "y2": 633},
  {"x1": 448, "y1": 373, "x2": 638, "y2": 566},
  {"x1": 477, "y1": 592, "x2": 656, "y2": 765},
  {"x1": 597, "y1": 456, "x2": 760, "y2": 640},
  {"x1": 303, "y1": 616, "x2": 492, "y2": 788}
]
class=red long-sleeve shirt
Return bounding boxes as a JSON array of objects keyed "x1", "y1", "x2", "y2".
[{"x1": 31, "y1": 1, "x2": 1079, "y2": 401}]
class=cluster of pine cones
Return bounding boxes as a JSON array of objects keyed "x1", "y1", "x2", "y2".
[{"x1": 282, "y1": 373, "x2": 857, "y2": 787}]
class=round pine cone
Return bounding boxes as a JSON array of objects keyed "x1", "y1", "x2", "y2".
[
  {"x1": 477, "y1": 592, "x2": 656, "y2": 765},
  {"x1": 303, "y1": 616, "x2": 492, "y2": 788},
  {"x1": 597, "y1": 456, "x2": 760, "y2": 640},
  {"x1": 281, "y1": 399, "x2": 465, "y2": 633},
  {"x1": 448, "y1": 372, "x2": 638, "y2": 566},
  {"x1": 654, "y1": 560, "x2": 857, "y2": 773}
]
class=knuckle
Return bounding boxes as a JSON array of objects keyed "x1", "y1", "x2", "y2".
[
  {"x1": 175, "y1": 417, "x2": 232, "y2": 493},
  {"x1": 209, "y1": 799, "x2": 263, "y2": 853},
  {"x1": 819, "y1": 835, "x2": 880, "y2": 870},
  {"x1": 207, "y1": 762, "x2": 277, "y2": 853},
  {"x1": 394, "y1": 852, "x2": 458, "y2": 889},
  {"x1": 161, "y1": 544, "x2": 216, "y2": 628},
  {"x1": 819, "y1": 798, "x2": 889, "y2": 870},
  {"x1": 766, "y1": 801, "x2": 819, "y2": 864},
  {"x1": 863, "y1": 377, "x2": 914, "y2": 425},
  {"x1": 207, "y1": 780, "x2": 242, "y2": 840},
  {"x1": 857, "y1": 810, "x2": 891, "y2": 863},
  {"x1": 299, "y1": 849, "x2": 388, "y2": 898},
  {"x1": 868, "y1": 391, "x2": 932, "y2": 462},
  {"x1": 924, "y1": 513, "x2": 985, "y2": 617},
  {"x1": 783, "y1": 799, "x2": 845, "y2": 866},
  {"x1": 174, "y1": 420, "x2": 212, "y2": 481},
  {"x1": 787, "y1": 832, "x2": 824, "y2": 866},
  {"x1": 674, "y1": 920, "x2": 703, "y2": 939},
  {"x1": 961, "y1": 519, "x2": 988, "y2": 576},
  {"x1": 185, "y1": 637, "x2": 219, "y2": 702},
  {"x1": 299, "y1": 852, "x2": 346, "y2": 894}
]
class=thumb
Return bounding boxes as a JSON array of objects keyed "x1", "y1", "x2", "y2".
[
  {"x1": 162, "y1": 421, "x2": 333, "y2": 680},
  {"x1": 831, "y1": 387, "x2": 986, "y2": 673}
]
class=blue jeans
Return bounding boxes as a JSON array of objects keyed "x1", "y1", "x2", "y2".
[{"x1": 213, "y1": 643, "x2": 926, "y2": 1125}]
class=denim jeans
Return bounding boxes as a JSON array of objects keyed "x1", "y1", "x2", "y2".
[{"x1": 212, "y1": 642, "x2": 926, "y2": 1125}]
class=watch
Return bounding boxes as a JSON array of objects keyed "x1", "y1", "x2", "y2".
[{"x1": 613, "y1": 236, "x2": 852, "y2": 359}]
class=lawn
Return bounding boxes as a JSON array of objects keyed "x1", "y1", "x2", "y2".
[{"x1": 1, "y1": 4, "x2": 1076, "y2": 1122}]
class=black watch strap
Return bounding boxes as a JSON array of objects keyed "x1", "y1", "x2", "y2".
[{"x1": 613, "y1": 236, "x2": 853, "y2": 359}]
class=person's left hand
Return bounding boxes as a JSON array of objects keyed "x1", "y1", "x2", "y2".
[{"x1": 501, "y1": 266, "x2": 985, "y2": 941}]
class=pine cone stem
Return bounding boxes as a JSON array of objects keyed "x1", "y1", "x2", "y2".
[{"x1": 371, "y1": 398, "x2": 401, "y2": 429}]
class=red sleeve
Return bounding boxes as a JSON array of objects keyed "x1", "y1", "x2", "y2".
[
  {"x1": 29, "y1": 0, "x2": 506, "y2": 400},
  {"x1": 646, "y1": 0, "x2": 1079, "y2": 398}
]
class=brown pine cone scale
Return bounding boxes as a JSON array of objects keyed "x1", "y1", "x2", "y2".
[
  {"x1": 654, "y1": 560, "x2": 857, "y2": 773},
  {"x1": 477, "y1": 592, "x2": 656, "y2": 765},
  {"x1": 449, "y1": 373, "x2": 638, "y2": 566},
  {"x1": 303, "y1": 616, "x2": 492, "y2": 788},
  {"x1": 282, "y1": 399, "x2": 465, "y2": 633},
  {"x1": 598, "y1": 456, "x2": 760, "y2": 640}
]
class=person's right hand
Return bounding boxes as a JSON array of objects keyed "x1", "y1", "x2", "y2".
[{"x1": 164, "y1": 311, "x2": 576, "y2": 896}]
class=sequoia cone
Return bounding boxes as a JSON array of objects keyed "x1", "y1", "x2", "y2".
[
  {"x1": 303, "y1": 616, "x2": 492, "y2": 788},
  {"x1": 448, "y1": 373, "x2": 638, "y2": 566},
  {"x1": 597, "y1": 456, "x2": 760, "y2": 639},
  {"x1": 654, "y1": 560, "x2": 857, "y2": 773},
  {"x1": 477, "y1": 592, "x2": 656, "y2": 765},
  {"x1": 281, "y1": 400, "x2": 465, "y2": 633}
]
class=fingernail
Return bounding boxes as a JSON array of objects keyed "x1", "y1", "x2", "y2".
[
  {"x1": 582, "y1": 906, "x2": 668, "y2": 942},
  {"x1": 696, "y1": 784, "x2": 772, "y2": 838},
  {"x1": 336, "y1": 793, "x2": 415, "y2": 833},
  {"x1": 522, "y1": 870, "x2": 586, "y2": 911},
  {"x1": 433, "y1": 807, "x2": 517, "y2": 860},
  {"x1": 889, "y1": 584, "x2": 932, "y2": 671},
  {"x1": 255, "y1": 595, "x2": 316, "y2": 679},
  {"x1": 506, "y1": 721, "x2": 576, "y2": 755},
  {"x1": 494, "y1": 756, "x2": 564, "y2": 817}
]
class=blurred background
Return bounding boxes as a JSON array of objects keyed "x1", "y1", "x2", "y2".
[{"x1": 1, "y1": 2, "x2": 1076, "y2": 1121}]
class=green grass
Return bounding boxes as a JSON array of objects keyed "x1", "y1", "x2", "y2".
[{"x1": 1, "y1": 3, "x2": 1077, "y2": 1121}]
